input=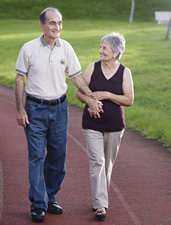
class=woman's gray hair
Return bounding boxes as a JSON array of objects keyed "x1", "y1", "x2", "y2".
[
  {"x1": 39, "y1": 7, "x2": 62, "y2": 24},
  {"x1": 101, "y1": 32, "x2": 126, "y2": 60}
]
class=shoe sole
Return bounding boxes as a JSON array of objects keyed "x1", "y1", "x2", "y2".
[
  {"x1": 95, "y1": 214, "x2": 106, "y2": 220},
  {"x1": 32, "y1": 216, "x2": 45, "y2": 222},
  {"x1": 47, "y1": 209, "x2": 63, "y2": 214}
]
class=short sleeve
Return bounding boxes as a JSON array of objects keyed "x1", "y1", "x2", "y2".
[
  {"x1": 65, "y1": 43, "x2": 82, "y2": 78},
  {"x1": 15, "y1": 44, "x2": 29, "y2": 76}
]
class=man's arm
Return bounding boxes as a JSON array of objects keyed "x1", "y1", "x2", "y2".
[
  {"x1": 71, "y1": 75, "x2": 93, "y2": 96},
  {"x1": 76, "y1": 88, "x2": 103, "y2": 118},
  {"x1": 74, "y1": 63, "x2": 103, "y2": 117},
  {"x1": 15, "y1": 74, "x2": 29, "y2": 127}
]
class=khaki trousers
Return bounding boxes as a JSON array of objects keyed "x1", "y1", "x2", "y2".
[{"x1": 83, "y1": 129, "x2": 124, "y2": 209}]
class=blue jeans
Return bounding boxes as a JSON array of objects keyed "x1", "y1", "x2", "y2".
[{"x1": 24, "y1": 95, "x2": 68, "y2": 212}]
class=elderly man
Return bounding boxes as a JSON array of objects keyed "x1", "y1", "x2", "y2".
[{"x1": 15, "y1": 7, "x2": 102, "y2": 222}]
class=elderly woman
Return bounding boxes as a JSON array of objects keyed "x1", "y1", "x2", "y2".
[{"x1": 76, "y1": 32, "x2": 134, "y2": 219}]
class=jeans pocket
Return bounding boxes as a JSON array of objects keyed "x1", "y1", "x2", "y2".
[
  {"x1": 60, "y1": 98, "x2": 68, "y2": 110},
  {"x1": 25, "y1": 100, "x2": 41, "y2": 111}
]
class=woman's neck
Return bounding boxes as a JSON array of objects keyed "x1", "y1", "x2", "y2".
[{"x1": 102, "y1": 59, "x2": 118, "y2": 70}]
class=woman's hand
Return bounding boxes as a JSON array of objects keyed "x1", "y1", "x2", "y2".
[{"x1": 87, "y1": 98, "x2": 104, "y2": 118}]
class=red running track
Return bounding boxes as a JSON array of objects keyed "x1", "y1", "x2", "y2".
[{"x1": 0, "y1": 85, "x2": 171, "y2": 225}]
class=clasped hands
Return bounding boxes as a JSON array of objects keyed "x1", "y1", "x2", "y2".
[{"x1": 88, "y1": 92, "x2": 104, "y2": 118}]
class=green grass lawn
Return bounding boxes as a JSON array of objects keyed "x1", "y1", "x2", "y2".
[{"x1": 0, "y1": 19, "x2": 171, "y2": 150}]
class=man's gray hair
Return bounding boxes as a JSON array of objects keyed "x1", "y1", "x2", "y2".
[
  {"x1": 39, "y1": 7, "x2": 62, "y2": 24},
  {"x1": 101, "y1": 32, "x2": 126, "y2": 60}
]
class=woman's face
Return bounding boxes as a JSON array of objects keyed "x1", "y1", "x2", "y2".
[{"x1": 99, "y1": 41, "x2": 115, "y2": 62}]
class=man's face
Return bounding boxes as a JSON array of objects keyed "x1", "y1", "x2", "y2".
[{"x1": 40, "y1": 10, "x2": 62, "y2": 40}]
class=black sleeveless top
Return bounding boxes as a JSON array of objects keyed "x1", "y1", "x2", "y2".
[{"x1": 82, "y1": 61, "x2": 125, "y2": 132}]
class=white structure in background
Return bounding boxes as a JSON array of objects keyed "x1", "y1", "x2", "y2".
[
  {"x1": 129, "y1": 0, "x2": 135, "y2": 23},
  {"x1": 155, "y1": 11, "x2": 171, "y2": 39}
]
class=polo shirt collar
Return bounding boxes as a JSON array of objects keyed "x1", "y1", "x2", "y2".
[{"x1": 40, "y1": 35, "x2": 61, "y2": 47}]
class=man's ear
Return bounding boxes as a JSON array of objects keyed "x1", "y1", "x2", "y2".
[{"x1": 39, "y1": 21, "x2": 44, "y2": 30}]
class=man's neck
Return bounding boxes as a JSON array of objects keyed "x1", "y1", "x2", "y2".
[{"x1": 43, "y1": 36, "x2": 56, "y2": 50}]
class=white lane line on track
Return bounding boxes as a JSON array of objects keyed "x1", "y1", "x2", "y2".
[
  {"x1": 111, "y1": 181, "x2": 141, "y2": 225},
  {"x1": 0, "y1": 96, "x2": 10, "y2": 223},
  {"x1": 68, "y1": 133, "x2": 87, "y2": 153},
  {"x1": 68, "y1": 133, "x2": 141, "y2": 225},
  {"x1": 0, "y1": 161, "x2": 4, "y2": 224},
  {"x1": 0, "y1": 97, "x2": 15, "y2": 105}
]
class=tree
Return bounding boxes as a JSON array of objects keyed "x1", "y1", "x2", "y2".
[{"x1": 129, "y1": 0, "x2": 135, "y2": 23}]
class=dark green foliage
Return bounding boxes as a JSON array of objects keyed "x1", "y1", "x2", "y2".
[{"x1": 0, "y1": 0, "x2": 170, "y2": 21}]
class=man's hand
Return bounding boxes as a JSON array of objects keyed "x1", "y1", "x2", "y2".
[{"x1": 16, "y1": 108, "x2": 29, "y2": 127}]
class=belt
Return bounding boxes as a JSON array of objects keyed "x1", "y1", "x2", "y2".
[{"x1": 26, "y1": 94, "x2": 66, "y2": 106}]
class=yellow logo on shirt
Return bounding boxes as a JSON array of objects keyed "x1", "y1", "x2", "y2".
[{"x1": 60, "y1": 59, "x2": 65, "y2": 64}]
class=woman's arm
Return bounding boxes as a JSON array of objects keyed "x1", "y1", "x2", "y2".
[{"x1": 93, "y1": 67, "x2": 134, "y2": 106}]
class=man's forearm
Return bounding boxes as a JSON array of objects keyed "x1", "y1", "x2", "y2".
[
  {"x1": 71, "y1": 75, "x2": 92, "y2": 96},
  {"x1": 76, "y1": 88, "x2": 90, "y2": 104},
  {"x1": 76, "y1": 89, "x2": 103, "y2": 118},
  {"x1": 15, "y1": 74, "x2": 25, "y2": 111},
  {"x1": 15, "y1": 74, "x2": 29, "y2": 127}
]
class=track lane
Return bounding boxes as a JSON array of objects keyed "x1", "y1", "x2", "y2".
[{"x1": 0, "y1": 86, "x2": 171, "y2": 225}]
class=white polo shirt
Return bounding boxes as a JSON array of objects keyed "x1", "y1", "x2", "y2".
[{"x1": 15, "y1": 36, "x2": 82, "y2": 99}]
